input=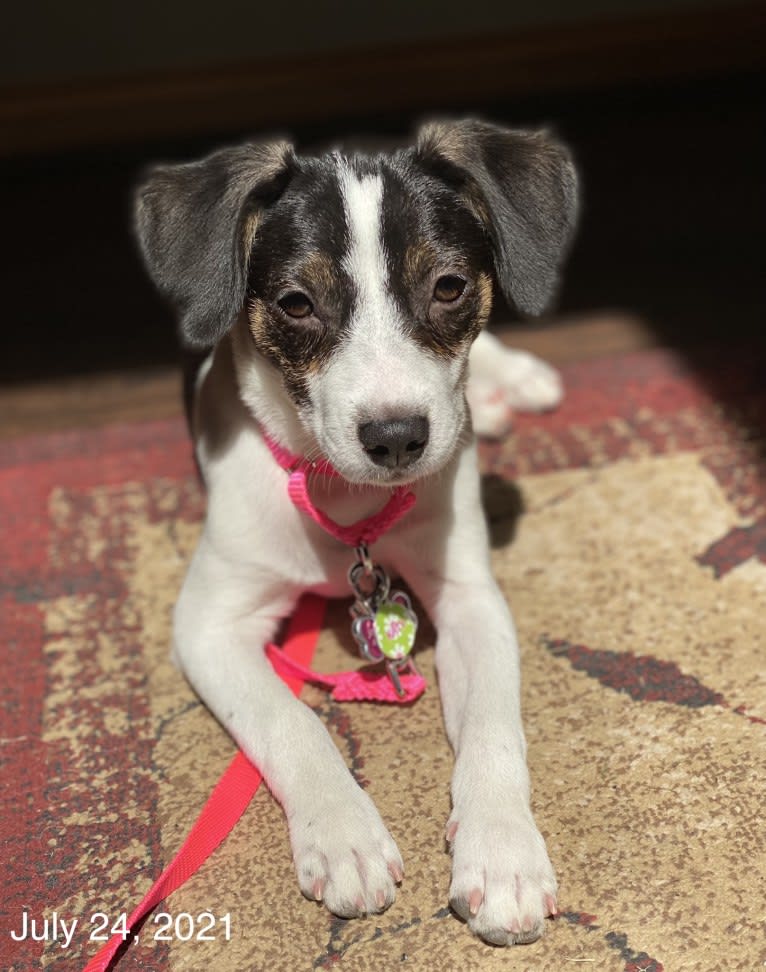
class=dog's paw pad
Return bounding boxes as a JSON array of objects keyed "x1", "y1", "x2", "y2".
[
  {"x1": 291, "y1": 791, "x2": 403, "y2": 918},
  {"x1": 447, "y1": 810, "x2": 557, "y2": 946}
]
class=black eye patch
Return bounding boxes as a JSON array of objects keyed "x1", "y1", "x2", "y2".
[
  {"x1": 379, "y1": 160, "x2": 494, "y2": 356},
  {"x1": 244, "y1": 160, "x2": 355, "y2": 403}
]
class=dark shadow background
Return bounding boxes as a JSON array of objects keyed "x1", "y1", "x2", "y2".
[{"x1": 1, "y1": 2, "x2": 764, "y2": 385}]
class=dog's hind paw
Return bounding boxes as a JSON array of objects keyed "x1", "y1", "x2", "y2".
[
  {"x1": 468, "y1": 337, "x2": 563, "y2": 438},
  {"x1": 447, "y1": 806, "x2": 558, "y2": 946},
  {"x1": 290, "y1": 788, "x2": 403, "y2": 918},
  {"x1": 502, "y1": 350, "x2": 564, "y2": 413}
]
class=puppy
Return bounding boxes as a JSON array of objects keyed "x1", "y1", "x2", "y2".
[{"x1": 134, "y1": 118, "x2": 577, "y2": 946}]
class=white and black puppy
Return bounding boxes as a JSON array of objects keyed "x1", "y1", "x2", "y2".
[{"x1": 135, "y1": 119, "x2": 577, "y2": 947}]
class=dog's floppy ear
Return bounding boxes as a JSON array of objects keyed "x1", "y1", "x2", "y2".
[
  {"x1": 416, "y1": 119, "x2": 578, "y2": 315},
  {"x1": 134, "y1": 139, "x2": 294, "y2": 348}
]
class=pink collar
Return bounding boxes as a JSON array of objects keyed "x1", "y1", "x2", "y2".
[{"x1": 261, "y1": 430, "x2": 417, "y2": 546}]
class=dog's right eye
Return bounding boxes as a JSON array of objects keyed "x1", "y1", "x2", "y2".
[{"x1": 277, "y1": 292, "x2": 314, "y2": 319}]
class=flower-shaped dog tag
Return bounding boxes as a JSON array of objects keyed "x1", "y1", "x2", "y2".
[{"x1": 351, "y1": 590, "x2": 417, "y2": 664}]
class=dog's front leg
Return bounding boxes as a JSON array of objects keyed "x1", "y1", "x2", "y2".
[
  {"x1": 396, "y1": 458, "x2": 557, "y2": 945},
  {"x1": 173, "y1": 536, "x2": 404, "y2": 917},
  {"x1": 435, "y1": 582, "x2": 557, "y2": 945}
]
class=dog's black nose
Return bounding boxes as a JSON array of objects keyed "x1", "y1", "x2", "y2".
[{"x1": 358, "y1": 416, "x2": 429, "y2": 469}]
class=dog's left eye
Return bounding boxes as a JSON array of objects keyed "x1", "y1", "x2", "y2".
[
  {"x1": 277, "y1": 291, "x2": 314, "y2": 319},
  {"x1": 432, "y1": 275, "x2": 466, "y2": 303}
]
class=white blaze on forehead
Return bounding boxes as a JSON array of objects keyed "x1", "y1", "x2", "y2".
[
  {"x1": 338, "y1": 165, "x2": 398, "y2": 335},
  {"x1": 308, "y1": 161, "x2": 469, "y2": 481}
]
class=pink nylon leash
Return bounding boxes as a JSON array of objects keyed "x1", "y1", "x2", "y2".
[
  {"x1": 82, "y1": 753, "x2": 263, "y2": 971},
  {"x1": 267, "y1": 643, "x2": 425, "y2": 703},
  {"x1": 81, "y1": 595, "x2": 425, "y2": 971},
  {"x1": 81, "y1": 594, "x2": 326, "y2": 972},
  {"x1": 81, "y1": 434, "x2": 424, "y2": 970}
]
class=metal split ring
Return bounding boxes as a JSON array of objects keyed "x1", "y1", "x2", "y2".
[{"x1": 348, "y1": 561, "x2": 390, "y2": 605}]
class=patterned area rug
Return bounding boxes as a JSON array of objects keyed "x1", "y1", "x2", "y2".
[{"x1": 2, "y1": 347, "x2": 765, "y2": 972}]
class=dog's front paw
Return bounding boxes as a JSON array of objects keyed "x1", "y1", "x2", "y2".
[
  {"x1": 289, "y1": 787, "x2": 404, "y2": 918},
  {"x1": 446, "y1": 806, "x2": 557, "y2": 946}
]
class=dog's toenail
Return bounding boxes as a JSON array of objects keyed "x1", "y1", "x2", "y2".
[
  {"x1": 388, "y1": 862, "x2": 404, "y2": 882},
  {"x1": 545, "y1": 894, "x2": 558, "y2": 916},
  {"x1": 468, "y1": 889, "x2": 483, "y2": 916}
]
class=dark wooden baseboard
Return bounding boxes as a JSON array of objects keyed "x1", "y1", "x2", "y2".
[{"x1": 1, "y1": 3, "x2": 764, "y2": 157}]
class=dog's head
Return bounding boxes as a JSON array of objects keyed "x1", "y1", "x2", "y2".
[{"x1": 135, "y1": 120, "x2": 577, "y2": 485}]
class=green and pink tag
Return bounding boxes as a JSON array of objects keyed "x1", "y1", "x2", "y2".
[
  {"x1": 352, "y1": 591, "x2": 417, "y2": 664},
  {"x1": 347, "y1": 544, "x2": 420, "y2": 696}
]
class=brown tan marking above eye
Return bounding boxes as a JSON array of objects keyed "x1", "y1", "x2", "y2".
[
  {"x1": 301, "y1": 251, "x2": 338, "y2": 294},
  {"x1": 475, "y1": 271, "x2": 493, "y2": 324},
  {"x1": 277, "y1": 291, "x2": 314, "y2": 318},
  {"x1": 246, "y1": 295, "x2": 268, "y2": 338},
  {"x1": 403, "y1": 241, "x2": 437, "y2": 291},
  {"x1": 432, "y1": 275, "x2": 467, "y2": 303}
]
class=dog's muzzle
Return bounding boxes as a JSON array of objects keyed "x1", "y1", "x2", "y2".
[{"x1": 358, "y1": 416, "x2": 429, "y2": 469}]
